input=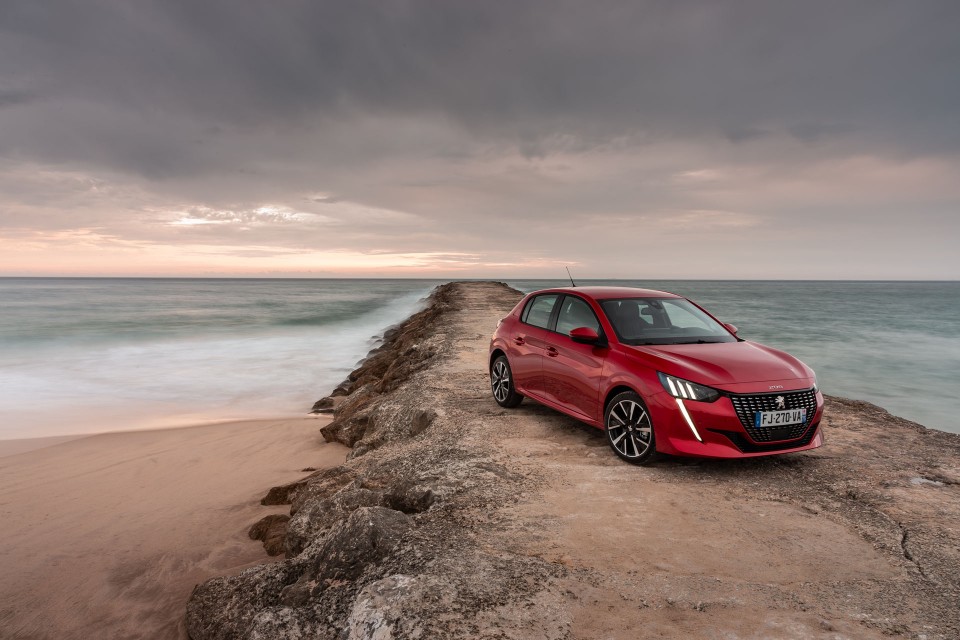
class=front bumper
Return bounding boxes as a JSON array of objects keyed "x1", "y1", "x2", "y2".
[{"x1": 648, "y1": 388, "x2": 825, "y2": 459}]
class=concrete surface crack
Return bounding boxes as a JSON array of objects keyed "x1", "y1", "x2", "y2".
[{"x1": 899, "y1": 524, "x2": 932, "y2": 583}]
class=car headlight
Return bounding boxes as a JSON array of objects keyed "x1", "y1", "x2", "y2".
[{"x1": 658, "y1": 372, "x2": 721, "y2": 403}]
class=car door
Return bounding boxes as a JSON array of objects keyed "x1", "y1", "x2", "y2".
[
  {"x1": 508, "y1": 293, "x2": 560, "y2": 398},
  {"x1": 541, "y1": 294, "x2": 607, "y2": 420}
]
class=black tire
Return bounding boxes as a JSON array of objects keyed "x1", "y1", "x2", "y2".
[
  {"x1": 604, "y1": 391, "x2": 657, "y2": 465},
  {"x1": 490, "y1": 355, "x2": 523, "y2": 408}
]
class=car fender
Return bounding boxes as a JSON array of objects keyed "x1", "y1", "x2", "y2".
[{"x1": 598, "y1": 364, "x2": 662, "y2": 414}]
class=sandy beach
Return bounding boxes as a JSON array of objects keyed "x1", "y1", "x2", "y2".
[{"x1": 0, "y1": 416, "x2": 347, "y2": 640}]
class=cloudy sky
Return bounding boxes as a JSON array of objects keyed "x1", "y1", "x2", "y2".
[{"x1": 1, "y1": 1, "x2": 958, "y2": 278}]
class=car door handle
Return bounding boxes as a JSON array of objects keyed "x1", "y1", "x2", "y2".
[
  {"x1": 546, "y1": 346, "x2": 559, "y2": 357},
  {"x1": 514, "y1": 336, "x2": 525, "y2": 345}
]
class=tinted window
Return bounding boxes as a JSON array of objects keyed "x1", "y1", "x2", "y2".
[
  {"x1": 521, "y1": 294, "x2": 559, "y2": 329},
  {"x1": 555, "y1": 296, "x2": 600, "y2": 336},
  {"x1": 600, "y1": 297, "x2": 735, "y2": 345}
]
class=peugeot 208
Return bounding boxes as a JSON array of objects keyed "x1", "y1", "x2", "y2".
[{"x1": 489, "y1": 287, "x2": 823, "y2": 464}]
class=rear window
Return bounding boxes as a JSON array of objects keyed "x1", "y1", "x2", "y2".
[
  {"x1": 521, "y1": 294, "x2": 559, "y2": 329},
  {"x1": 555, "y1": 296, "x2": 600, "y2": 335}
]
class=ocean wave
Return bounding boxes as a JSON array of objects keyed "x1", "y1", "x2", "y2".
[{"x1": 0, "y1": 280, "x2": 438, "y2": 439}]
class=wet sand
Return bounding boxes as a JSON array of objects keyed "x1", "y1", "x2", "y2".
[{"x1": 0, "y1": 416, "x2": 347, "y2": 639}]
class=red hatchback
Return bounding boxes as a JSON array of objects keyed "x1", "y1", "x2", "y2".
[{"x1": 489, "y1": 287, "x2": 824, "y2": 464}]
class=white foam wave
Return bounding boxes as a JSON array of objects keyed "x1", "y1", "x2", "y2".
[{"x1": 0, "y1": 287, "x2": 433, "y2": 439}]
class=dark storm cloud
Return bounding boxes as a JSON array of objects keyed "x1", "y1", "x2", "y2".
[
  {"x1": 3, "y1": 1, "x2": 959, "y2": 170},
  {"x1": 0, "y1": 89, "x2": 35, "y2": 108},
  {"x1": 1, "y1": 1, "x2": 959, "y2": 277}
]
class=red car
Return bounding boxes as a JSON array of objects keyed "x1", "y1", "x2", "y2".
[{"x1": 489, "y1": 287, "x2": 823, "y2": 464}]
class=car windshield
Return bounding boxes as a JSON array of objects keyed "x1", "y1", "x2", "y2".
[{"x1": 599, "y1": 297, "x2": 736, "y2": 345}]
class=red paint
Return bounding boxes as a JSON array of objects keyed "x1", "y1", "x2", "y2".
[{"x1": 490, "y1": 286, "x2": 824, "y2": 461}]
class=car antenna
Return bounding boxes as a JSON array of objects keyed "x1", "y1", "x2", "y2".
[{"x1": 565, "y1": 266, "x2": 577, "y2": 287}]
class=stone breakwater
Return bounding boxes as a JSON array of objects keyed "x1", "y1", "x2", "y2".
[
  {"x1": 186, "y1": 281, "x2": 960, "y2": 640},
  {"x1": 185, "y1": 281, "x2": 556, "y2": 639}
]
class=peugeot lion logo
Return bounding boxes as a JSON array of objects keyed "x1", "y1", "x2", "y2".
[{"x1": 775, "y1": 396, "x2": 786, "y2": 410}]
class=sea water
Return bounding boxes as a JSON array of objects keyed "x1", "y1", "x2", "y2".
[
  {"x1": 0, "y1": 278, "x2": 957, "y2": 439},
  {"x1": 0, "y1": 278, "x2": 442, "y2": 439}
]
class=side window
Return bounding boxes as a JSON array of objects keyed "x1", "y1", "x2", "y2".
[
  {"x1": 555, "y1": 296, "x2": 600, "y2": 336},
  {"x1": 521, "y1": 294, "x2": 559, "y2": 329}
]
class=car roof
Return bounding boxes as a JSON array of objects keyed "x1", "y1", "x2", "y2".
[{"x1": 527, "y1": 286, "x2": 682, "y2": 300}]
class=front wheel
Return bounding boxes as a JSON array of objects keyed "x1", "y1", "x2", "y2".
[
  {"x1": 604, "y1": 391, "x2": 657, "y2": 465},
  {"x1": 491, "y1": 355, "x2": 523, "y2": 408}
]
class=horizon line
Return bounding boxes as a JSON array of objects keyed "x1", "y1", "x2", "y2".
[{"x1": 1, "y1": 276, "x2": 958, "y2": 283}]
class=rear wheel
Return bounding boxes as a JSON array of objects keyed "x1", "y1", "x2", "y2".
[
  {"x1": 604, "y1": 391, "x2": 657, "y2": 465},
  {"x1": 491, "y1": 355, "x2": 523, "y2": 408}
]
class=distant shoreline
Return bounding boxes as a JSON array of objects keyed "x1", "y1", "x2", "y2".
[{"x1": 2, "y1": 275, "x2": 959, "y2": 281}]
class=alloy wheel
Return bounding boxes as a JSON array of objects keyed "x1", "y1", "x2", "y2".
[
  {"x1": 491, "y1": 360, "x2": 510, "y2": 403},
  {"x1": 606, "y1": 398, "x2": 652, "y2": 459}
]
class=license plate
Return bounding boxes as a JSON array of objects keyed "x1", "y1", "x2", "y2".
[{"x1": 755, "y1": 408, "x2": 807, "y2": 428}]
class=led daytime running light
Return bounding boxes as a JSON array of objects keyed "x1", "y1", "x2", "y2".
[{"x1": 675, "y1": 398, "x2": 703, "y2": 442}]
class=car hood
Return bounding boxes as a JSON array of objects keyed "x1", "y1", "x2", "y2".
[{"x1": 625, "y1": 341, "x2": 814, "y2": 389}]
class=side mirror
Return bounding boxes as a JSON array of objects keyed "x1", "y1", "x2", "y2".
[
  {"x1": 570, "y1": 326, "x2": 606, "y2": 347},
  {"x1": 724, "y1": 323, "x2": 739, "y2": 335}
]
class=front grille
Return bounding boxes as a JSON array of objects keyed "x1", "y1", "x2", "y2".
[
  {"x1": 728, "y1": 388, "x2": 818, "y2": 443},
  {"x1": 709, "y1": 422, "x2": 820, "y2": 453}
]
